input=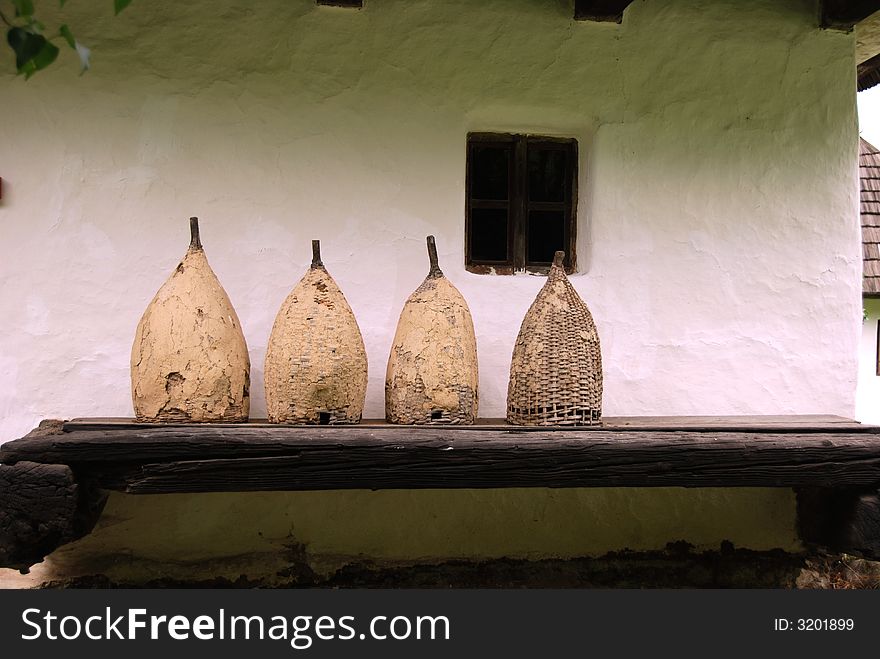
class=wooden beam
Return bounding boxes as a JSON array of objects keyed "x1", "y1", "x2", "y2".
[
  {"x1": 574, "y1": 0, "x2": 635, "y2": 23},
  {"x1": 859, "y1": 52, "x2": 880, "y2": 91},
  {"x1": 821, "y1": 0, "x2": 879, "y2": 29},
  {"x1": 60, "y1": 413, "x2": 874, "y2": 432},
  {"x1": 4, "y1": 420, "x2": 880, "y2": 493},
  {"x1": 5, "y1": 418, "x2": 880, "y2": 567}
]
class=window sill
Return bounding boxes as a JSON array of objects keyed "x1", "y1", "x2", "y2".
[{"x1": 465, "y1": 264, "x2": 576, "y2": 276}]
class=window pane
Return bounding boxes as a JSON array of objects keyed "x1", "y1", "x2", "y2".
[
  {"x1": 470, "y1": 146, "x2": 509, "y2": 200},
  {"x1": 470, "y1": 207, "x2": 509, "y2": 262},
  {"x1": 527, "y1": 210, "x2": 565, "y2": 264},
  {"x1": 528, "y1": 147, "x2": 566, "y2": 202}
]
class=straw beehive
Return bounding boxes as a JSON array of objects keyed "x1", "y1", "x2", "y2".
[
  {"x1": 130, "y1": 217, "x2": 250, "y2": 422},
  {"x1": 264, "y1": 241, "x2": 368, "y2": 424},
  {"x1": 385, "y1": 236, "x2": 478, "y2": 424},
  {"x1": 507, "y1": 251, "x2": 602, "y2": 426}
]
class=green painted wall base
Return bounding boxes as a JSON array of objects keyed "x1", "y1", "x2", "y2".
[{"x1": 0, "y1": 487, "x2": 801, "y2": 587}]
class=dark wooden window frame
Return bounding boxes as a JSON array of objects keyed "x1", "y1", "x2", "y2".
[
  {"x1": 316, "y1": 0, "x2": 362, "y2": 7},
  {"x1": 466, "y1": 132, "x2": 578, "y2": 275}
]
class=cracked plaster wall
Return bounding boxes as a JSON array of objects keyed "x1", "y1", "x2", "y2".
[
  {"x1": 0, "y1": 0, "x2": 861, "y2": 437},
  {"x1": 0, "y1": 0, "x2": 860, "y2": 440},
  {"x1": 1, "y1": 487, "x2": 801, "y2": 587},
  {"x1": 0, "y1": 0, "x2": 861, "y2": 579}
]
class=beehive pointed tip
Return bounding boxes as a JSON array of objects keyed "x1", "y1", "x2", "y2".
[
  {"x1": 426, "y1": 235, "x2": 442, "y2": 277},
  {"x1": 552, "y1": 251, "x2": 565, "y2": 268},
  {"x1": 188, "y1": 217, "x2": 202, "y2": 250}
]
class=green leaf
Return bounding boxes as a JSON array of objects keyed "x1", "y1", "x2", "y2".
[
  {"x1": 22, "y1": 40, "x2": 59, "y2": 78},
  {"x1": 59, "y1": 0, "x2": 68, "y2": 6},
  {"x1": 7, "y1": 28, "x2": 59, "y2": 78},
  {"x1": 114, "y1": 0, "x2": 133, "y2": 15},
  {"x1": 59, "y1": 24, "x2": 75, "y2": 49},
  {"x1": 8, "y1": 27, "x2": 42, "y2": 67},
  {"x1": 12, "y1": 0, "x2": 35, "y2": 17}
]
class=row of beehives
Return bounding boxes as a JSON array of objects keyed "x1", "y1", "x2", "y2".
[{"x1": 130, "y1": 218, "x2": 603, "y2": 426}]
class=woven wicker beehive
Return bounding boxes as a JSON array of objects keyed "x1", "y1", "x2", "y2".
[
  {"x1": 507, "y1": 251, "x2": 602, "y2": 426},
  {"x1": 385, "y1": 236, "x2": 478, "y2": 424},
  {"x1": 264, "y1": 240, "x2": 368, "y2": 424},
  {"x1": 131, "y1": 217, "x2": 250, "y2": 422}
]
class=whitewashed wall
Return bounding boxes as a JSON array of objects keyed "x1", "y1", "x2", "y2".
[{"x1": 0, "y1": 0, "x2": 861, "y2": 442}]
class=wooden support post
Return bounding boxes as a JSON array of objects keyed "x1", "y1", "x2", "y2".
[
  {"x1": 1, "y1": 420, "x2": 107, "y2": 572},
  {"x1": 0, "y1": 461, "x2": 107, "y2": 572},
  {"x1": 797, "y1": 487, "x2": 880, "y2": 558}
]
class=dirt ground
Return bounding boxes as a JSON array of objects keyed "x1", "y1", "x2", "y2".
[{"x1": 8, "y1": 544, "x2": 877, "y2": 589}]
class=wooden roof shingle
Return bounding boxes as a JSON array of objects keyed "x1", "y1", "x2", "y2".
[{"x1": 862, "y1": 137, "x2": 880, "y2": 296}]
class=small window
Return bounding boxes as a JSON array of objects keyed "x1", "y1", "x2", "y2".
[
  {"x1": 466, "y1": 133, "x2": 577, "y2": 274},
  {"x1": 317, "y1": 0, "x2": 362, "y2": 7}
]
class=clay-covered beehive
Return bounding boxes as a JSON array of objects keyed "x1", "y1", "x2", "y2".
[
  {"x1": 507, "y1": 251, "x2": 602, "y2": 426},
  {"x1": 130, "y1": 217, "x2": 250, "y2": 422},
  {"x1": 264, "y1": 240, "x2": 368, "y2": 424},
  {"x1": 385, "y1": 236, "x2": 478, "y2": 424}
]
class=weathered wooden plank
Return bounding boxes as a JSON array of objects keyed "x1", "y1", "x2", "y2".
[
  {"x1": 3, "y1": 423, "x2": 880, "y2": 491},
  {"x1": 4, "y1": 418, "x2": 880, "y2": 570},
  {"x1": 61, "y1": 414, "x2": 873, "y2": 432},
  {"x1": 4, "y1": 424, "x2": 880, "y2": 465},
  {"x1": 4, "y1": 419, "x2": 880, "y2": 493},
  {"x1": 859, "y1": 51, "x2": 880, "y2": 92},
  {"x1": 4, "y1": 418, "x2": 880, "y2": 561},
  {"x1": 600, "y1": 415, "x2": 868, "y2": 430},
  {"x1": 0, "y1": 461, "x2": 106, "y2": 571},
  {"x1": 110, "y1": 448, "x2": 880, "y2": 493}
]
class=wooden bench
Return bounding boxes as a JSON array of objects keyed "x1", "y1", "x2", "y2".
[{"x1": 3, "y1": 415, "x2": 880, "y2": 571}]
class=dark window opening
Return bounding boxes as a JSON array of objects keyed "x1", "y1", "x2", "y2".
[
  {"x1": 316, "y1": 0, "x2": 362, "y2": 7},
  {"x1": 466, "y1": 133, "x2": 577, "y2": 274}
]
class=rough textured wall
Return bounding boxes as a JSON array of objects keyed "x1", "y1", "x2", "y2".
[
  {"x1": 0, "y1": 0, "x2": 855, "y2": 579},
  {"x1": 0, "y1": 487, "x2": 801, "y2": 587},
  {"x1": 857, "y1": 10, "x2": 880, "y2": 63},
  {"x1": 0, "y1": 0, "x2": 859, "y2": 438}
]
